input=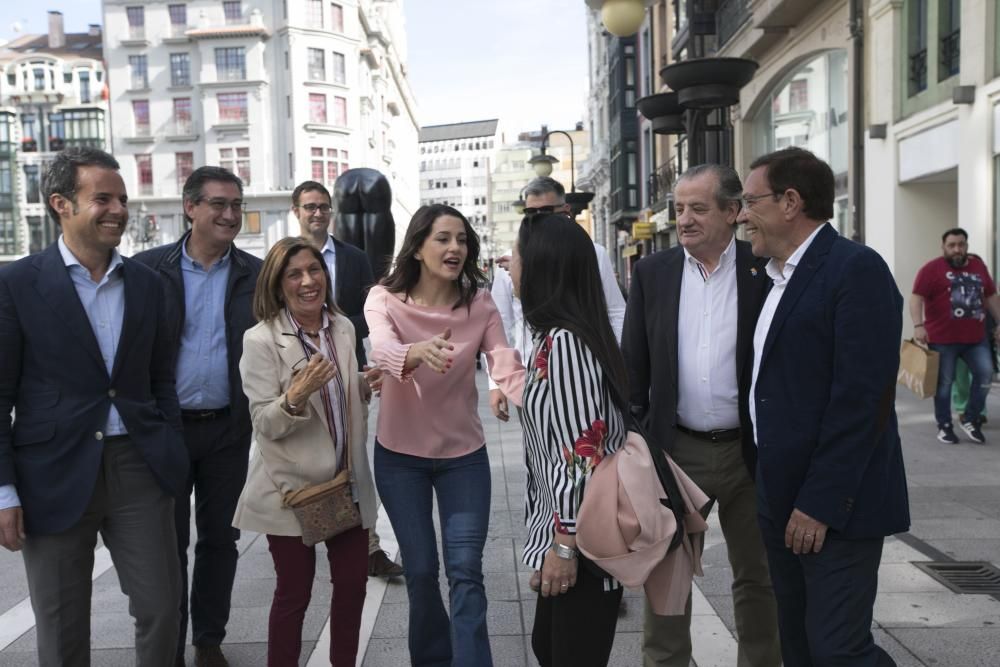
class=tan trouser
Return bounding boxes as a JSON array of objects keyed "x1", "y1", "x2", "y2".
[{"x1": 642, "y1": 429, "x2": 781, "y2": 667}]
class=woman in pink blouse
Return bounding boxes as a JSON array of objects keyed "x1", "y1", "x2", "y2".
[{"x1": 363, "y1": 204, "x2": 524, "y2": 666}]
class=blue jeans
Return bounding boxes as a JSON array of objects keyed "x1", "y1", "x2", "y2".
[
  {"x1": 374, "y1": 441, "x2": 492, "y2": 667},
  {"x1": 931, "y1": 339, "x2": 993, "y2": 427}
]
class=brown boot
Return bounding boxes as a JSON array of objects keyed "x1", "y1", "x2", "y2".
[
  {"x1": 368, "y1": 550, "x2": 404, "y2": 578},
  {"x1": 194, "y1": 645, "x2": 229, "y2": 667}
]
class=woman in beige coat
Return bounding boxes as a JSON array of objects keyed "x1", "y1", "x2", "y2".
[{"x1": 234, "y1": 237, "x2": 378, "y2": 666}]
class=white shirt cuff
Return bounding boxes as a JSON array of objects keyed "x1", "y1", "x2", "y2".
[{"x1": 0, "y1": 484, "x2": 20, "y2": 510}]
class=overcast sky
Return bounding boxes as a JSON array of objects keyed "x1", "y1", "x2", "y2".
[{"x1": 2, "y1": 0, "x2": 589, "y2": 137}]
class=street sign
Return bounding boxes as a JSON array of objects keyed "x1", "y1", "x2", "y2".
[{"x1": 632, "y1": 222, "x2": 655, "y2": 240}]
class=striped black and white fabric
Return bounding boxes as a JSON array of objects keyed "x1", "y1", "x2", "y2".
[{"x1": 520, "y1": 327, "x2": 626, "y2": 573}]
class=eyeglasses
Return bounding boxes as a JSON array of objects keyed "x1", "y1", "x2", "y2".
[
  {"x1": 740, "y1": 191, "x2": 780, "y2": 208},
  {"x1": 200, "y1": 198, "x2": 245, "y2": 214},
  {"x1": 522, "y1": 205, "x2": 562, "y2": 215},
  {"x1": 297, "y1": 203, "x2": 333, "y2": 214}
]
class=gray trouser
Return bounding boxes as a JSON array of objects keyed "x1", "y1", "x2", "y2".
[
  {"x1": 23, "y1": 436, "x2": 181, "y2": 667},
  {"x1": 643, "y1": 429, "x2": 781, "y2": 667}
]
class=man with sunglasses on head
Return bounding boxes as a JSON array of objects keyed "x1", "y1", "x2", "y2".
[
  {"x1": 292, "y1": 179, "x2": 403, "y2": 579},
  {"x1": 488, "y1": 176, "x2": 626, "y2": 421},
  {"x1": 134, "y1": 166, "x2": 262, "y2": 667}
]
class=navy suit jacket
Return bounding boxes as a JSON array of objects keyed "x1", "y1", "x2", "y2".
[
  {"x1": 133, "y1": 232, "x2": 262, "y2": 444},
  {"x1": 329, "y1": 235, "x2": 375, "y2": 366},
  {"x1": 0, "y1": 243, "x2": 188, "y2": 535},
  {"x1": 753, "y1": 224, "x2": 910, "y2": 538},
  {"x1": 623, "y1": 239, "x2": 771, "y2": 476}
]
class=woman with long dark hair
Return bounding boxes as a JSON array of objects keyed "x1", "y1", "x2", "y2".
[
  {"x1": 511, "y1": 213, "x2": 628, "y2": 666},
  {"x1": 363, "y1": 204, "x2": 525, "y2": 666}
]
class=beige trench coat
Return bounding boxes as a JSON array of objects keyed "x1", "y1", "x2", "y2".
[{"x1": 233, "y1": 314, "x2": 378, "y2": 536}]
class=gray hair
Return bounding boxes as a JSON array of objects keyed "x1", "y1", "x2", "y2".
[
  {"x1": 675, "y1": 163, "x2": 742, "y2": 211},
  {"x1": 523, "y1": 176, "x2": 566, "y2": 204},
  {"x1": 42, "y1": 147, "x2": 121, "y2": 225},
  {"x1": 182, "y1": 166, "x2": 244, "y2": 224}
]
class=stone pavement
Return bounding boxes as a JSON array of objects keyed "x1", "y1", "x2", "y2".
[{"x1": 1, "y1": 369, "x2": 999, "y2": 666}]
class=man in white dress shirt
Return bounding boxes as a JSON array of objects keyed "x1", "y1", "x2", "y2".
[
  {"x1": 489, "y1": 176, "x2": 625, "y2": 420},
  {"x1": 622, "y1": 164, "x2": 779, "y2": 666}
]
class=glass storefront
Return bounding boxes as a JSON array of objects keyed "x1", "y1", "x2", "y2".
[{"x1": 752, "y1": 50, "x2": 849, "y2": 233}]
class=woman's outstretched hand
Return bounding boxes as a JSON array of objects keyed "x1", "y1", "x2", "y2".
[{"x1": 404, "y1": 328, "x2": 454, "y2": 373}]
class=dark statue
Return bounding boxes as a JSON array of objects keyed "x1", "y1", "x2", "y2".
[{"x1": 333, "y1": 168, "x2": 396, "y2": 279}]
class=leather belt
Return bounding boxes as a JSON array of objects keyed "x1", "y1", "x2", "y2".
[
  {"x1": 675, "y1": 424, "x2": 741, "y2": 443},
  {"x1": 181, "y1": 406, "x2": 231, "y2": 421}
]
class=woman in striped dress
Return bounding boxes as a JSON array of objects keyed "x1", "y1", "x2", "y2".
[{"x1": 510, "y1": 213, "x2": 629, "y2": 666}]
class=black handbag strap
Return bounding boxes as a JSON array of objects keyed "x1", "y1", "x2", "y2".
[{"x1": 628, "y1": 410, "x2": 688, "y2": 554}]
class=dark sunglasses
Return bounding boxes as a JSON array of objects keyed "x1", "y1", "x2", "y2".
[{"x1": 522, "y1": 205, "x2": 561, "y2": 215}]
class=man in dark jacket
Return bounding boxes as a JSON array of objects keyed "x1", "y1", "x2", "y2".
[{"x1": 134, "y1": 166, "x2": 262, "y2": 667}]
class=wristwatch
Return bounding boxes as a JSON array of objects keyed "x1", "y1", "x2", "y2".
[
  {"x1": 553, "y1": 542, "x2": 577, "y2": 560},
  {"x1": 283, "y1": 396, "x2": 301, "y2": 414}
]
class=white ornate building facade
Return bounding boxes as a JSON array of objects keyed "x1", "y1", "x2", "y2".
[{"x1": 102, "y1": 0, "x2": 419, "y2": 256}]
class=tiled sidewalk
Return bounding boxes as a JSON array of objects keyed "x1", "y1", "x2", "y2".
[{"x1": 1, "y1": 370, "x2": 999, "y2": 665}]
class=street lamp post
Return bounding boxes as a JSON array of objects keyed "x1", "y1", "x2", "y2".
[{"x1": 527, "y1": 129, "x2": 595, "y2": 215}]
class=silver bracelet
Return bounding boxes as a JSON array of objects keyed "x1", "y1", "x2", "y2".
[{"x1": 553, "y1": 542, "x2": 577, "y2": 560}]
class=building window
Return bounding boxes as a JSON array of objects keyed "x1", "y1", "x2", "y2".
[
  {"x1": 311, "y1": 147, "x2": 348, "y2": 185},
  {"x1": 788, "y1": 79, "x2": 808, "y2": 112},
  {"x1": 309, "y1": 93, "x2": 327, "y2": 123},
  {"x1": 939, "y1": 0, "x2": 960, "y2": 81},
  {"x1": 332, "y1": 96, "x2": 347, "y2": 126},
  {"x1": 129, "y1": 55, "x2": 148, "y2": 89},
  {"x1": 908, "y1": 0, "x2": 929, "y2": 96},
  {"x1": 332, "y1": 51, "x2": 346, "y2": 84},
  {"x1": 223, "y1": 0, "x2": 242, "y2": 24},
  {"x1": 215, "y1": 47, "x2": 246, "y2": 81},
  {"x1": 170, "y1": 53, "x2": 191, "y2": 86},
  {"x1": 132, "y1": 100, "x2": 150, "y2": 136},
  {"x1": 0, "y1": 212, "x2": 16, "y2": 255},
  {"x1": 173, "y1": 98, "x2": 193, "y2": 134},
  {"x1": 0, "y1": 159, "x2": 12, "y2": 210},
  {"x1": 59, "y1": 109, "x2": 106, "y2": 148},
  {"x1": 175, "y1": 152, "x2": 193, "y2": 192},
  {"x1": 27, "y1": 215, "x2": 56, "y2": 254},
  {"x1": 168, "y1": 4, "x2": 187, "y2": 35},
  {"x1": 220, "y1": 147, "x2": 250, "y2": 185},
  {"x1": 217, "y1": 92, "x2": 248, "y2": 123},
  {"x1": 330, "y1": 3, "x2": 344, "y2": 32},
  {"x1": 78, "y1": 71, "x2": 91, "y2": 103},
  {"x1": 307, "y1": 0, "x2": 324, "y2": 27},
  {"x1": 24, "y1": 164, "x2": 40, "y2": 203},
  {"x1": 243, "y1": 210, "x2": 260, "y2": 234},
  {"x1": 126, "y1": 6, "x2": 145, "y2": 40},
  {"x1": 308, "y1": 48, "x2": 325, "y2": 80},
  {"x1": 135, "y1": 155, "x2": 153, "y2": 195}
]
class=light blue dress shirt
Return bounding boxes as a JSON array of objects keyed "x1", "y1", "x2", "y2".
[
  {"x1": 0, "y1": 237, "x2": 126, "y2": 510},
  {"x1": 175, "y1": 242, "x2": 231, "y2": 410}
]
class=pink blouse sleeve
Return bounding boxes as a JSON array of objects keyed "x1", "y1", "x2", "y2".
[
  {"x1": 480, "y1": 291, "x2": 526, "y2": 407},
  {"x1": 363, "y1": 286, "x2": 414, "y2": 382}
]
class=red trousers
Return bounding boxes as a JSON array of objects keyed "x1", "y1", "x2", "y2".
[{"x1": 266, "y1": 526, "x2": 368, "y2": 666}]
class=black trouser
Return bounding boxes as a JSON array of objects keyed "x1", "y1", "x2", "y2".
[
  {"x1": 174, "y1": 416, "x2": 250, "y2": 657},
  {"x1": 531, "y1": 559, "x2": 624, "y2": 667},
  {"x1": 756, "y1": 494, "x2": 895, "y2": 666}
]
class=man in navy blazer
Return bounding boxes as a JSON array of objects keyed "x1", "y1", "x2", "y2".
[
  {"x1": 739, "y1": 147, "x2": 909, "y2": 666},
  {"x1": 0, "y1": 148, "x2": 188, "y2": 664}
]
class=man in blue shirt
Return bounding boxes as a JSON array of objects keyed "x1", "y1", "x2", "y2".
[
  {"x1": 134, "y1": 167, "x2": 261, "y2": 667},
  {"x1": 0, "y1": 148, "x2": 188, "y2": 664}
]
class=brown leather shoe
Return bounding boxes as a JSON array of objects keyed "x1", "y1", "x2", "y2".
[
  {"x1": 176, "y1": 658, "x2": 186, "y2": 667},
  {"x1": 194, "y1": 645, "x2": 229, "y2": 667},
  {"x1": 368, "y1": 550, "x2": 404, "y2": 578}
]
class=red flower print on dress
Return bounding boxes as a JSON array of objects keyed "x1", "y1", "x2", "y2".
[
  {"x1": 553, "y1": 511, "x2": 570, "y2": 535},
  {"x1": 534, "y1": 335, "x2": 553, "y2": 382},
  {"x1": 574, "y1": 419, "x2": 608, "y2": 469}
]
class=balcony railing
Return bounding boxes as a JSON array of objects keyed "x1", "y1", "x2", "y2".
[
  {"x1": 716, "y1": 0, "x2": 750, "y2": 49},
  {"x1": 128, "y1": 25, "x2": 146, "y2": 40},
  {"x1": 940, "y1": 29, "x2": 960, "y2": 78},
  {"x1": 646, "y1": 162, "x2": 677, "y2": 210},
  {"x1": 908, "y1": 48, "x2": 927, "y2": 96},
  {"x1": 170, "y1": 23, "x2": 188, "y2": 38},
  {"x1": 173, "y1": 120, "x2": 194, "y2": 135}
]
